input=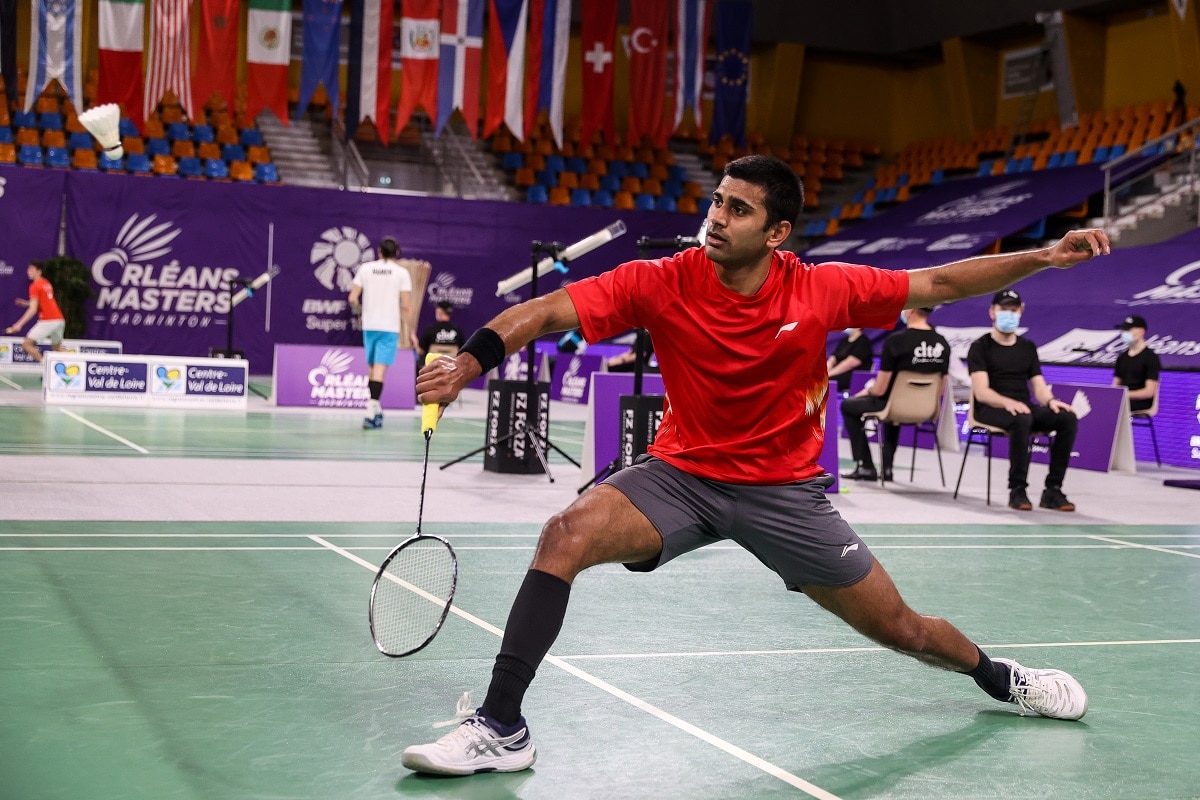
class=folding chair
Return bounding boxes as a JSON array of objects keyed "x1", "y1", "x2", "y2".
[
  {"x1": 861, "y1": 371, "x2": 946, "y2": 486},
  {"x1": 1131, "y1": 392, "x2": 1161, "y2": 467}
]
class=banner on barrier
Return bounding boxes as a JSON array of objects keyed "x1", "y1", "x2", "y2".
[
  {"x1": 0, "y1": 337, "x2": 123, "y2": 370},
  {"x1": 272, "y1": 344, "x2": 415, "y2": 409},
  {"x1": 43, "y1": 352, "x2": 248, "y2": 409}
]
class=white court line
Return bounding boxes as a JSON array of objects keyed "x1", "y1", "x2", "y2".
[
  {"x1": 308, "y1": 534, "x2": 842, "y2": 800},
  {"x1": 1086, "y1": 534, "x2": 1200, "y2": 560},
  {"x1": 0, "y1": 546, "x2": 326, "y2": 551},
  {"x1": 0, "y1": 373, "x2": 23, "y2": 390},
  {"x1": 559, "y1": 638, "x2": 1200, "y2": 661},
  {"x1": 59, "y1": 409, "x2": 149, "y2": 454}
]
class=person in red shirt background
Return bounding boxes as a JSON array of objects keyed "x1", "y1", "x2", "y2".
[
  {"x1": 403, "y1": 155, "x2": 1111, "y2": 777},
  {"x1": 6, "y1": 262, "x2": 66, "y2": 363}
]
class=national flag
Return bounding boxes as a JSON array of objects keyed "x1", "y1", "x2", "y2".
[
  {"x1": 193, "y1": 0, "x2": 239, "y2": 112},
  {"x1": 347, "y1": 0, "x2": 394, "y2": 144},
  {"x1": 1, "y1": 0, "x2": 18, "y2": 107},
  {"x1": 145, "y1": 0, "x2": 194, "y2": 119},
  {"x1": 97, "y1": 0, "x2": 144, "y2": 131},
  {"x1": 436, "y1": 0, "x2": 484, "y2": 136},
  {"x1": 245, "y1": 0, "x2": 292, "y2": 125},
  {"x1": 24, "y1": 0, "x2": 83, "y2": 111},
  {"x1": 295, "y1": 0, "x2": 343, "y2": 119},
  {"x1": 483, "y1": 0, "x2": 528, "y2": 139},
  {"x1": 626, "y1": 0, "x2": 669, "y2": 148},
  {"x1": 710, "y1": 0, "x2": 752, "y2": 147},
  {"x1": 394, "y1": 0, "x2": 439, "y2": 135},
  {"x1": 673, "y1": 0, "x2": 709, "y2": 133},
  {"x1": 523, "y1": 0, "x2": 569, "y2": 146},
  {"x1": 578, "y1": 0, "x2": 615, "y2": 148}
]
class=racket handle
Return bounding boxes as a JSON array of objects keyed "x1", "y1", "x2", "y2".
[{"x1": 422, "y1": 353, "x2": 442, "y2": 434}]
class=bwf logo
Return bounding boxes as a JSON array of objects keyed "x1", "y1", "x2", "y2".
[{"x1": 311, "y1": 227, "x2": 372, "y2": 292}]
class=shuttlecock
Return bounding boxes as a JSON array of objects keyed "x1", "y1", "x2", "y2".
[{"x1": 78, "y1": 103, "x2": 124, "y2": 160}]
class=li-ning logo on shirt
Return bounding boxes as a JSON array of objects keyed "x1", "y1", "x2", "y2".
[
  {"x1": 841, "y1": 543, "x2": 859, "y2": 558},
  {"x1": 775, "y1": 321, "x2": 799, "y2": 339}
]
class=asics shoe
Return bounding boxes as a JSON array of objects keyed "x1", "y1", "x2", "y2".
[
  {"x1": 362, "y1": 414, "x2": 383, "y2": 430},
  {"x1": 401, "y1": 709, "x2": 536, "y2": 776},
  {"x1": 994, "y1": 658, "x2": 1088, "y2": 720}
]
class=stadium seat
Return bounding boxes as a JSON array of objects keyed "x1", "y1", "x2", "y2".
[
  {"x1": 239, "y1": 128, "x2": 264, "y2": 147},
  {"x1": 629, "y1": 161, "x2": 649, "y2": 179},
  {"x1": 634, "y1": 193, "x2": 657, "y2": 211},
  {"x1": 0, "y1": 142, "x2": 16, "y2": 163},
  {"x1": 535, "y1": 169, "x2": 558, "y2": 188},
  {"x1": 12, "y1": 109, "x2": 36, "y2": 128},
  {"x1": 502, "y1": 151, "x2": 524, "y2": 170},
  {"x1": 98, "y1": 153, "x2": 123, "y2": 170},
  {"x1": 591, "y1": 189, "x2": 614, "y2": 208},
  {"x1": 656, "y1": 195, "x2": 678, "y2": 212},
  {"x1": 119, "y1": 118, "x2": 140, "y2": 138},
  {"x1": 254, "y1": 163, "x2": 279, "y2": 182},
  {"x1": 146, "y1": 138, "x2": 170, "y2": 157},
  {"x1": 566, "y1": 156, "x2": 588, "y2": 174},
  {"x1": 0, "y1": 127, "x2": 11, "y2": 144},
  {"x1": 548, "y1": 186, "x2": 571, "y2": 206},
  {"x1": 229, "y1": 160, "x2": 254, "y2": 181},
  {"x1": 204, "y1": 158, "x2": 229, "y2": 179},
  {"x1": 544, "y1": 154, "x2": 565, "y2": 173},
  {"x1": 39, "y1": 111, "x2": 63, "y2": 130},
  {"x1": 613, "y1": 190, "x2": 635, "y2": 210},
  {"x1": 152, "y1": 154, "x2": 179, "y2": 177},
  {"x1": 221, "y1": 144, "x2": 247, "y2": 162},
  {"x1": 676, "y1": 195, "x2": 698, "y2": 214},
  {"x1": 72, "y1": 149, "x2": 98, "y2": 169},
  {"x1": 192, "y1": 124, "x2": 215, "y2": 143},
  {"x1": 177, "y1": 156, "x2": 203, "y2": 178},
  {"x1": 126, "y1": 153, "x2": 152, "y2": 173},
  {"x1": 17, "y1": 145, "x2": 43, "y2": 166},
  {"x1": 68, "y1": 131, "x2": 93, "y2": 150},
  {"x1": 246, "y1": 145, "x2": 270, "y2": 164},
  {"x1": 167, "y1": 122, "x2": 191, "y2": 141},
  {"x1": 45, "y1": 146, "x2": 70, "y2": 168},
  {"x1": 661, "y1": 179, "x2": 683, "y2": 198},
  {"x1": 526, "y1": 185, "x2": 549, "y2": 204},
  {"x1": 569, "y1": 188, "x2": 591, "y2": 206},
  {"x1": 606, "y1": 160, "x2": 628, "y2": 179}
]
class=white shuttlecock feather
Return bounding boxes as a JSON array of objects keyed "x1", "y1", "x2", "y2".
[{"x1": 78, "y1": 103, "x2": 124, "y2": 160}]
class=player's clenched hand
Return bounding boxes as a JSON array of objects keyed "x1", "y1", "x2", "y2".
[
  {"x1": 416, "y1": 354, "x2": 473, "y2": 407},
  {"x1": 1046, "y1": 229, "x2": 1110, "y2": 268}
]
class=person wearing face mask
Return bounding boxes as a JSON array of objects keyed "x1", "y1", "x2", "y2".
[
  {"x1": 1111, "y1": 315, "x2": 1160, "y2": 412},
  {"x1": 966, "y1": 289, "x2": 1079, "y2": 512},
  {"x1": 827, "y1": 327, "x2": 874, "y2": 394},
  {"x1": 841, "y1": 306, "x2": 950, "y2": 482}
]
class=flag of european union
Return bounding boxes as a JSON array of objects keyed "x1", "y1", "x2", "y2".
[{"x1": 710, "y1": 0, "x2": 752, "y2": 147}]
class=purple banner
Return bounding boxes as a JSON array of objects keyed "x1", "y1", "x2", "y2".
[
  {"x1": 0, "y1": 166, "x2": 67, "y2": 313},
  {"x1": 802, "y1": 165, "x2": 1108, "y2": 270},
  {"x1": 550, "y1": 352, "x2": 606, "y2": 404},
  {"x1": 273, "y1": 344, "x2": 415, "y2": 409},
  {"x1": 62, "y1": 170, "x2": 702, "y2": 372}
]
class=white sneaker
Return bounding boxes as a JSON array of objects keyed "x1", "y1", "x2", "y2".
[
  {"x1": 994, "y1": 658, "x2": 1088, "y2": 720},
  {"x1": 401, "y1": 701, "x2": 537, "y2": 776}
]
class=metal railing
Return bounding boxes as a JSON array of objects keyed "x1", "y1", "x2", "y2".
[
  {"x1": 1102, "y1": 115, "x2": 1199, "y2": 231},
  {"x1": 330, "y1": 118, "x2": 370, "y2": 191}
]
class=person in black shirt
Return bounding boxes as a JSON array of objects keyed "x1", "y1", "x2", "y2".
[
  {"x1": 841, "y1": 307, "x2": 950, "y2": 481},
  {"x1": 414, "y1": 301, "x2": 466, "y2": 362},
  {"x1": 967, "y1": 289, "x2": 1078, "y2": 512},
  {"x1": 1111, "y1": 314, "x2": 1161, "y2": 413},
  {"x1": 827, "y1": 327, "x2": 873, "y2": 394}
]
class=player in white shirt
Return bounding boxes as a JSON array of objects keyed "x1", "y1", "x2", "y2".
[{"x1": 348, "y1": 237, "x2": 412, "y2": 429}]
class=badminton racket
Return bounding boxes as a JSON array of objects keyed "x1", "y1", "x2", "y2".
[{"x1": 368, "y1": 355, "x2": 458, "y2": 657}]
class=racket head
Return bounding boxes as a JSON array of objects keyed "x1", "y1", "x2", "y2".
[{"x1": 368, "y1": 534, "x2": 458, "y2": 657}]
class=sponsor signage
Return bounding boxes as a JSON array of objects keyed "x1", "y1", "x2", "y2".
[
  {"x1": 550, "y1": 353, "x2": 607, "y2": 404},
  {"x1": 0, "y1": 338, "x2": 123, "y2": 371},
  {"x1": 483, "y1": 379, "x2": 552, "y2": 474},
  {"x1": 43, "y1": 352, "x2": 248, "y2": 409},
  {"x1": 272, "y1": 344, "x2": 415, "y2": 409}
]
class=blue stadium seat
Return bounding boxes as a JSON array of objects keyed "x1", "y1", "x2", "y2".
[
  {"x1": 239, "y1": 128, "x2": 264, "y2": 147},
  {"x1": 600, "y1": 174, "x2": 621, "y2": 193},
  {"x1": 192, "y1": 124, "x2": 215, "y2": 143},
  {"x1": 221, "y1": 144, "x2": 246, "y2": 162},
  {"x1": 977, "y1": 160, "x2": 993, "y2": 176},
  {"x1": 930, "y1": 168, "x2": 944, "y2": 185},
  {"x1": 569, "y1": 188, "x2": 592, "y2": 207},
  {"x1": 39, "y1": 111, "x2": 63, "y2": 130},
  {"x1": 99, "y1": 154, "x2": 124, "y2": 171},
  {"x1": 1093, "y1": 146, "x2": 1110, "y2": 163},
  {"x1": 17, "y1": 145, "x2": 43, "y2": 166},
  {"x1": 526, "y1": 185, "x2": 549, "y2": 204},
  {"x1": 667, "y1": 165, "x2": 687, "y2": 182},
  {"x1": 45, "y1": 146, "x2": 70, "y2": 167},
  {"x1": 1046, "y1": 152, "x2": 1062, "y2": 169},
  {"x1": 1108, "y1": 144, "x2": 1126, "y2": 159},
  {"x1": 566, "y1": 156, "x2": 588, "y2": 174},
  {"x1": 126, "y1": 153, "x2": 152, "y2": 173},
  {"x1": 591, "y1": 189, "x2": 614, "y2": 208},
  {"x1": 897, "y1": 173, "x2": 910, "y2": 186},
  {"x1": 204, "y1": 158, "x2": 229, "y2": 179},
  {"x1": 1003, "y1": 158, "x2": 1021, "y2": 174},
  {"x1": 1061, "y1": 151, "x2": 1078, "y2": 167},
  {"x1": 634, "y1": 193, "x2": 656, "y2": 211},
  {"x1": 177, "y1": 156, "x2": 203, "y2": 178},
  {"x1": 167, "y1": 122, "x2": 191, "y2": 141},
  {"x1": 629, "y1": 161, "x2": 649, "y2": 179},
  {"x1": 606, "y1": 160, "x2": 628, "y2": 179},
  {"x1": 68, "y1": 131, "x2": 94, "y2": 150},
  {"x1": 535, "y1": 169, "x2": 558, "y2": 188},
  {"x1": 502, "y1": 151, "x2": 524, "y2": 170},
  {"x1": 696, "y1": 197, "x2": 713, "y2": 216},
  {"x1": 254, "y1": 163, "x2": 279, "y2": 182},
  {"x1": 0, "y1": 127, "x2": 12, "y2": 144},
  {"x1": 661, "y1": 179, "x2": 682, "y2": 198},
  {"x1": 13, "y1": 109, "x2": 36, "y2": 128},
  {"x1": 1019, "y1": 156, "x2": 1034, "y2": 172},
  {"x1": 146, "y1": 138, "x2": 170, "y2": 156},
  {"x1": 861, "y1": 202, "x2": 875, "y2": 219},
  {"x1": 119, "y1": 118, "x2": 140, "y2": 138},
  {"x1": 544, "y1": 154, "x2": 565, "y2": 173},
  {"x1": 656, "y1": 195, "x2": 677, "y2": 212}
]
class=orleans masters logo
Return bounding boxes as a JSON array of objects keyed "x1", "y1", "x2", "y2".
[{"x1": 91, "y1": 214, "x2": 240, "y2": 329}]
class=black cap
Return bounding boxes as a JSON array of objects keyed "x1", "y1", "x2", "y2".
[
  {"x1": 992, "y1": 289, "x2": 1022, "y2": 307},
  {"x1": 436, "y1": 301, "x2": 454, "y2": 313},
  {"x1": 1116, "y1": 314, "x2": 1147, "y2": 330}
]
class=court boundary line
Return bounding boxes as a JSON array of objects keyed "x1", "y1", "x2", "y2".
[
  {"x1": 0, "y1": 373, "x2": 23, "y2": 390},
  {"x1": 59, "y1": 409, "x2": 149, "y2": 454},
  {"x1": 1086, "y1": 534, "x2": 1200, "y2": 560},
  {"x1": 307, "y1": 534, "x2": 843, "y2": 800}
]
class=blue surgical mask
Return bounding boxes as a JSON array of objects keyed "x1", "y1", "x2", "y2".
[
  {"x1": 1120, "y1": 331, "x2": 1134, "y2": 346},
  {"x1": 899, "y1": 311, "x2": 909, "y2": 326},
  {"x1": 995, "y1": 310, "x2": 1021, "y2": 334}
]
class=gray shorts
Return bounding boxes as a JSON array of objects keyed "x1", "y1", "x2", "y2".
[
  {"x1": 28, "y1": 319, "x2": 65, "y2": 346},
  {"x1": 605, "y1": 456, "x2": 874, "y2": 591}
]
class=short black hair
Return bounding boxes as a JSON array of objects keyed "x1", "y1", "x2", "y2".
[
  {"x1": 379, "y1": 237, "x2": 400, "y2": 259},
  {"x1": 723, "y1": 154, "x2": 803, "y2": 229},
  {"x1": 436, "y1": 301, "x2": 454, "y2": 313}
]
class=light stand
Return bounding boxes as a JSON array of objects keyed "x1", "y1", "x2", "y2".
[
  {"x1": 576, "y1": 234, "x2": 698, "y2": 494},
  {"x1": 441, "y1": 240, "x2": 580, "y2": 482}
]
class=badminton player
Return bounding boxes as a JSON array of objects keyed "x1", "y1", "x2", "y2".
[
  {"x1": 348, "y1": 237, "x2": 412, "y2": 430},
  {"x1": 6, "y1": 262, "x2": 66, "y2": 363},
  {"x1": 405, "y1": 154, "x2": 1109, "y2": 775}
]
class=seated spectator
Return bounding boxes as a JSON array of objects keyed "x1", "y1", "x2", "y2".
[
  {"x1": 967, "y1": 289, "x2": 1078, "y2": 512},
  {"x1": 414, "y1": 301, "x2": 466, "y2": 362},
  {"x1": 827, "y1": 327, "x2": 873, "y2": 394},
  {"x1": 1111, "y1": 314, "x2": 1160, "y2": 413}
]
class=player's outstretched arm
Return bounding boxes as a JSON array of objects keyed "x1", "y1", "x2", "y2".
[
  {"x1": 416, "y1": 288, "x2": 581, "y2": 405},
  {"x1": 905, "y1": 228, "x2": 1110, "y2": 309}
]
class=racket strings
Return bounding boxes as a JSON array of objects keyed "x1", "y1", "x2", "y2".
[{"x1": 372, "y1": 538, "x2": 455, "y2": 654}]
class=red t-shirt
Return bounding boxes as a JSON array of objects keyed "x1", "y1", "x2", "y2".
[
  {"x1": 31, "y1": 277, "x2": 64, "y2": 321},
  {"x1": 566, "y1": 247, "x2": 909, "y2": 484}
]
